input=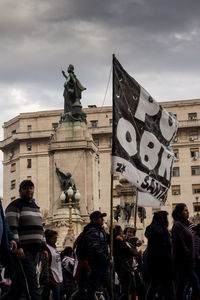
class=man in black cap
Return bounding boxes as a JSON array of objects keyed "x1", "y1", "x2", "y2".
[
  {"x1": 3, "y1": 180, "x2": 48, "y2": 300},
  {"x1": 81, "y1": 210, "x2": 110, "y2": 300}
]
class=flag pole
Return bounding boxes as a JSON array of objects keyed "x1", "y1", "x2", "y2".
[
  {"x1": 109, "y1": 53, "x2": 115, "y2": 300},
  {"x1": 134, "y1": 189, "x2": 138, "y2": 228}
]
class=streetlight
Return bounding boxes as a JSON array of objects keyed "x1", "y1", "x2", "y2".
[{"x1": 66, "y1": 187, "x2": 80, "y2": 236}]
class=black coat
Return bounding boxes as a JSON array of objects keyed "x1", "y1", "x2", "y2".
[
  {"x1": 145, "y1": 224, "x2": 173, "y2": 279},
  {"x1": 113, "y1": 236, "x2": 137, "y2": 275},
  {"x1": 172, "y1": 220, "x2": 195, "y2": 268},
  {"x1": 83, "y1": 222, "x2": 110, "y2": 269}
]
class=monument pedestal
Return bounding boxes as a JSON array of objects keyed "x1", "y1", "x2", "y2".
[
  {"x1": 45, "y1": 206, "x2": 84, "y2": 249},
  {"x1": 115, "y1": 179, "x2": 145, "y2": 242},
  {"x1": 46, "y1": 121, "x2": 99, "y2": 247}
]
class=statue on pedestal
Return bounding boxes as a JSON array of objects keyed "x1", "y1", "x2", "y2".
[
  {"x1": 61, "y1": 64, "x2": 87, "y2": 123},
  {"x1": 55, "y1": 164, "x2": 77, "y2": 203},
  {"x1": 123, "y1": 202, "x2": 134, "y2": 222}
]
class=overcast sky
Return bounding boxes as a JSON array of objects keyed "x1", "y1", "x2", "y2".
[{"x1": 1, "y1": 0, "x2": 200, "y2": 196}]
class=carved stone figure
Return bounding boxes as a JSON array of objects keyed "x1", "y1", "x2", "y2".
[
  {"x1": 61, "y1": 64, "x2": 87, "y2": 123},
  {"x1": 123, "y1": 202, "x2": 134, "y2": 222},
  {"x1": 55, "y1": 164, "x2": 77, "y2": 203},
  {"x1": 114, "y1": 205, "x2": 121, "y2": 222},
  {"x1": 138, "y1": 206, "x2": 146, "y2": 223}
]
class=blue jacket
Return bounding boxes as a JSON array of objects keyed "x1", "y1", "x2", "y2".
[{"x1": 0, "y1": 200, "x2": 14, "y2": 253}]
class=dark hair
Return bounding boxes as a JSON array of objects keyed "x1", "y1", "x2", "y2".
[
  {"x1": 145, "y1": 210, "x2": 169, "y2": 239},
  {"x1": 19, "y1": 180, "x2": 34, "y2": 191},
  {"x1": 45, "y1": 229, "x2": 58, "y2": 242},
  {"x1": 113, "y1": 225, "x2": 122, "y2": 238},
  {"x1": 61, "y1": 246, "x2": 73, "y2": 260},
  {"x1": 152, "y1": 211, "x2": 169, "y2": 227},
  {"x1": 124, "y1": 227, "x2": 136, "y2": 236},
  {"x1": 172, "y1": 203, "x2": 186, "y2": 221}
]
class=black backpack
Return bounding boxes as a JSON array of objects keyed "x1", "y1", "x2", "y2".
[{"x1": 75, "y1": 231, "x2": 88, "y2": 261}]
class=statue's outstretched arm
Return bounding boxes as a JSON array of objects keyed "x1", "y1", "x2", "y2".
[{"x1": 62, "y1": 70, "x2": 68, "y2": 80}]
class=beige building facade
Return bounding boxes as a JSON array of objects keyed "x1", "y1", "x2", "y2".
[{"x1": 1, "y1": 99, "x2": 200, "y2": 230}]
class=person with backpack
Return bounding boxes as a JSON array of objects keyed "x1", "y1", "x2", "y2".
[
  {"x1": 61, "y1": 246, "x2": 76, "y2": 299},
  {"x1": 73, "y1": 211, "x2": 110, "y2": 300}
]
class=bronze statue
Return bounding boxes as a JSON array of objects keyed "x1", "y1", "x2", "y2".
[
  {"x1": 123, "y1": 202, "x2": 134, "y2": 223},
  {"x1": 55, "y1": 163, "x2": 77, "y2": 203},
  {"x1": 114, "y1": 205, "x2": 121, "y2": 222},
  {"x1": 61, "y1": 65, "x2": 87, "y2": 123}
]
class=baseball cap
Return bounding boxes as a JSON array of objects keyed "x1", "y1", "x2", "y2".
[
  {"x1": 19, "y1": 180, "x2": 34, "y2": 190},
  {"x1": 90, "y1": 211, "x2": 107, "y2": 220}
]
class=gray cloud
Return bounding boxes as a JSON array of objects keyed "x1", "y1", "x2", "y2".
[{"x1": 0, "y1": 0, "x2": 200, "y2": 195}]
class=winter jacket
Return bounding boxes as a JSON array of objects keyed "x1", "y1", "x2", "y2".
[
  {"x1": 113, "y1": 236, "x2": 137, "y2": 274},
  {"x1": 83, "y1": 222, "x2": 109, "y2": 269},
  {"x1": 0, "y1": 200, "x2": 14, "y2": 253},
  {"x1": 172, "y1": 220, "x2": 195, "y2": 268},
  {"x1": 5, "y1": 198, "x2": 46, "y2": 252},
  {"x1": 145, "y1": 223, "x2": 173, "y2": 279}
]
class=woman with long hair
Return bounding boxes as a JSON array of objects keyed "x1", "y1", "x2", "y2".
[
  {"x1": 144, "y1": 210, "x2": 175, "y2": 300},
  {"x1": 172, "y1": 203, "x2": 200, "y2": 300}
]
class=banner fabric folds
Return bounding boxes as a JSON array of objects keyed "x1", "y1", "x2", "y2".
[{"x1": 111, "y1": 56, "x2": 178, "y2": 206}]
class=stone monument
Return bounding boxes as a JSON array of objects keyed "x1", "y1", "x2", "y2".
[
  {"x1": 45, "y1": 64, "x2": 99, "y2": 249},
  {"x1": 114, "y1": 178, "x2": 146, "y2": 242}
]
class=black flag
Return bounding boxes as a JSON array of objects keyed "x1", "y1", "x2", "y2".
[{"x1": 111, "y1": 56, "x2": 178, "y2": 205}]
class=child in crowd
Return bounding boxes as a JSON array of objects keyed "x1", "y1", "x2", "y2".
[{"x1": 40, "y1": 229, "x2": 63, "y2": 300}]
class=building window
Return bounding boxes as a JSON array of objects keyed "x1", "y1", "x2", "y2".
[
  {"x1": 174, "y1": 149, "x2": 179, "y2": 160},
  {"x1": 172, "y1": 167, "x2": 180, "y2": 177},
  {"x1": 11, "y1": 196, "x2": 16, "y2": 201},
  {"x1": 189, "y1": 131, "x2": 198, "y2": 141},
  {"x1": 98, "y1": 172, "x2": 100, "y2": 181},
  {"x1": 27, "y1": 143, "x2": 32, "y2": 151},
  {"x1": 94, "y1": 139, "x2": 99, "y2": 146},
  {"x1": 90, "y1": 120, "x2": 98, "y2": 128},
  {"x1": 10, "y1": 163, "x2": 16, "y2": 173},
  {"x1": 27, "y1": 159, "x2": 32, "y2": 168},
  {"x1": 10, "y1": 180, "x2": 16, "y2": 190},
  {"x1": 171, "y1": 185, "x2": 181, "y2": 195},
  {"x1": 52, "y1": 123, "x2": 58, "y2": 130},
  {"x1": 113, "y1": 189, "x2": 120, "y2": 198},
  {"x1": 99, "y1": 189, "x2": 101, "y2": 199},
  {"x1": 191, "y1": 166, "x2": 200, "y2": 176},
  {"x1": 188, "y1": 113, "x2": 197, "y2": 120},
  {"x1": 11, "y1": 130, "x2": 16, "y2": 134},
  {"x1": 193, "y1": 202, "x2": 200, "y2": 212},
  {"x1": 109, "y1": 119, "x2": 113, "y2": 126},
  {"x1": 27, "y1": 176, "x2": 32, "y2": 180},
  {"x1": 27, "y1": 125, "x2": 32, "y2": 132},
  {"x1": 191, "y1": 148, "x2": 199, "y2": 159},
  {"x1": 192, "y1": 184, "x2": 200, "y2": 194}
]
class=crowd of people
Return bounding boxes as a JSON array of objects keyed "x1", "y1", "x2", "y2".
[{"x1": 0, "y1": 179, "x2": 200, "y2": 299}]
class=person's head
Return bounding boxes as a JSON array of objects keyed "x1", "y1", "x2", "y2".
[
  {"x1": 113, "y1": 225, "x2": 123, "y2": 238},
  {"x1": 45, "y1": 229, "x2": 58, "y2": 247},
  {"x1": 152, "y1": 210, "x2": 169, "y2": 228},
  {"x1": 65, "y1": 172, "x2": 72, "y2": 179},
  {"x1": 62, "y1": 246, "x2": 73, "y2": 259},
  {"x1": 68, "y1": 64, "x2": 74, "y2": 73},
  {"x1": 172, "y1": 203, "x2": 189, "y2": 221},
  {"x1": 19, "y1": 180, "x2": 34, "y2": 200},
  {"x1": 124, "y1": 227, "x2": 136, "y2": 238},
  {"x1": 90, "y1": 211, "x2": 107, "y2": 226}
]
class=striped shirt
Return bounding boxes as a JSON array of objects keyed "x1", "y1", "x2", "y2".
[{"x1": 5, "y1": 198, "x2": 46, "y2": 251}]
